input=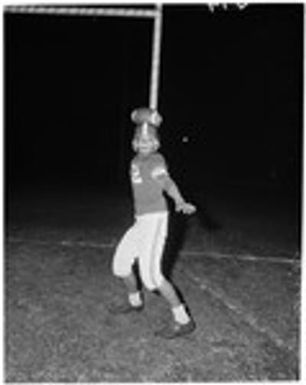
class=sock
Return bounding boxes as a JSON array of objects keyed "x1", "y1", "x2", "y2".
[
  {"x1": 128, "y1": 292, "x2": 142, "y2": 307},
  {"x1": 172, "y1": 304, "x2": 191, "y2": 325}
]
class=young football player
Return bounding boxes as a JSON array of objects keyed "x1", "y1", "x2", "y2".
[{"x1": 110, "y1": 107, "x2": 196, "y2": 339}]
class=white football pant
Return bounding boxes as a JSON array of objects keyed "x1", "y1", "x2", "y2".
[{"x1": 112, "y1": 212, "x2": 168, "y2": 290}]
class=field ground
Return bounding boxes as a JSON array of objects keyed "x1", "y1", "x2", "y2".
[{"x1": 5, "y1": 185, "x2": 301, "y2": 381}]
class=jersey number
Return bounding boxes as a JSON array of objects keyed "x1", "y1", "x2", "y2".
[{"x1": 131, "y1": 164, "x2": 143, "y2": 184}]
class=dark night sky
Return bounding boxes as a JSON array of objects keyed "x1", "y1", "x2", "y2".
[{"x1": 5, "y1": 4, "x2": 303, "y2": 194}]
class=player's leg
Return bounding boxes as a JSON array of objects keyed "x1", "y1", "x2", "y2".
[
  {"x1": 111, "y1": 223, "x2": 143, "y2": 312},
  {"x1": 138, "y1": 212, "x2": 195, "y2": 337},
  {"x1": 156, "y1": 278, "x2": 196, "y2": 338},
  {"x1": 122, "y1": 272, "x2": 143, "y2": 308},
  {"x1": 137, "y1": 213, "x2": 166, "y2": 291}
]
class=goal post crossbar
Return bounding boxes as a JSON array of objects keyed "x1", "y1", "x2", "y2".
[
  {"x1": 4, "y1": 6, "x2": 158, "y2": 18},
  {"x1": 5, "y1": 4, "x2": 163, "y2": 110}
]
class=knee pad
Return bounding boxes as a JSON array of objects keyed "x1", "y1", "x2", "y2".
[
  {"x1": 142, "y1": 280, "x2": 158, "y2": 291},
  {"x1": 140, "y1": 270, "x2": 164, "y2": 291},
  {"x1": 112, "y1": 258, "x2": 132, "y2": 279}
]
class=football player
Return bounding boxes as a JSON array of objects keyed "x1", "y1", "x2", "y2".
[{"x1": 111, "y1": 107, "x2": 196, "y2": 339}]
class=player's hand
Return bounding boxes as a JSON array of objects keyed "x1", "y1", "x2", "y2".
[{"x1": 176, "y1": 201, "x2": 197, "y2": 215}]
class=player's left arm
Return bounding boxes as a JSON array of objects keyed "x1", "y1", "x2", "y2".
[{"x1": 152, "y1": 161, "x2": 196, "y2": 215}]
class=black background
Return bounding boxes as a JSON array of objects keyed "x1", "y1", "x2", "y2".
[{"x1": 5, "y1": 4, "x2": 303, "y2": 198}]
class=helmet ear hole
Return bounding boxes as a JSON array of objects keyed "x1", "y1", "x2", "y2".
[{"x1": 152, "y1": 111, "x2": 163, "y2": 127}]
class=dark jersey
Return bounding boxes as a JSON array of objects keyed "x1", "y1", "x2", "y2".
[{"x1": 130, "y1": 152, "x2": 169, "y2": 216}]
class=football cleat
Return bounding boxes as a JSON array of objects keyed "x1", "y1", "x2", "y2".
[
  {"x1": 154, "y1": 319, "x2": 196, "y2": 339},
  {"x1": 108, "y1": 302, "x2": 144, "y2": 315}
]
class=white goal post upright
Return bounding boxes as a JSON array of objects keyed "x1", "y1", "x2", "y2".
[
  {"x1": 5, "y1": 3, "x2": 249, "y2": 112},
  {"x1": 5, "y1": 4, "x2": 164, "y2": 112},
  {"x1": 149, "y1": 4, "x2": 163, "y2": 110}
]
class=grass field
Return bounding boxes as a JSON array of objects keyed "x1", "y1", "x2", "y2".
[{"x1": 5, "y1": 185, "x2": 301, "y2": 381}]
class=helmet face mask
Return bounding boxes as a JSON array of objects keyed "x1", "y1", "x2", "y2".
[
  {"x1": 132, "y1": 123, "x2": 160, "y2": 154},
  {"x1": 131, "y1": 107, "x2": 162, "y2": 154}
]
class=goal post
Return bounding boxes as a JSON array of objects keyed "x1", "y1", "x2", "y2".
[
  {"x1": 5, "y1": 3, "x2": 248, "y2": 114},
  {"x1": 4, "y1": 4, "x2": 164, "y2": 111},
  {"x1": 149, "y1": 3, "x2": 163, "y2": 110}
]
